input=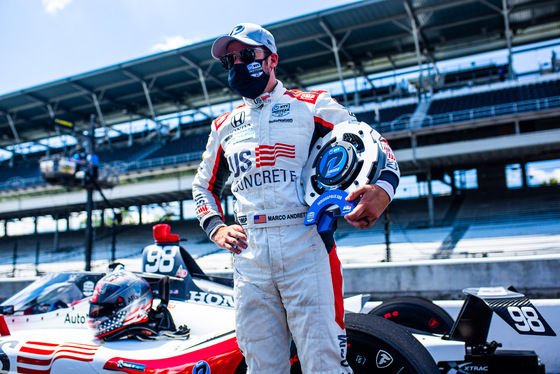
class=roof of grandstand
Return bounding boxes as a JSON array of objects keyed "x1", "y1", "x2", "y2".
[
  {"x1": 1, "y1": 0, "x2": 559, "y2": 148},
  {"x1": 0, "y1": 0, "x2": 558, "y2": 226}
]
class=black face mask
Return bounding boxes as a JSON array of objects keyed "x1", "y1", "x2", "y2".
[{"x1": 228, "y1": 59, "x2": 270, "y2": 99}]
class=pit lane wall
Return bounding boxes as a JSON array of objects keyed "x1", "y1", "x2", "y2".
[
  {"x1": 205, "y1": 254, "x2": 560, "y2": 300},
  {"x1": 341, "y1": 254, "x2": 560, "y2": 300},
  {"x1": 1, "y1": 254, "x2": 558, "y2": 301}
]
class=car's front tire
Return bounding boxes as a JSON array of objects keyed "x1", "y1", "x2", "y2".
[
  {"x1": 290, "y1": 313, "x2": 439, "y2": 373},
  {"x1": 345, "y1": 313, "x2": 440, "y2": 374}
]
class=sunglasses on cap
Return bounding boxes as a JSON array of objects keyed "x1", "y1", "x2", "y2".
[{"x1": 220, "y1": 48, "x2": 269, "y2": 70}]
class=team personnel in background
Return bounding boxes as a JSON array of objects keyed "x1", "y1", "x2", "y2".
[{"x1": 192, "y1": 23, "x2": 400, "y2": 373}]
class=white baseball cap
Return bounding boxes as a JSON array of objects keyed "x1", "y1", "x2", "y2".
[{"x1": 211, "y1": 23, "x2": 277, "y2": 59}]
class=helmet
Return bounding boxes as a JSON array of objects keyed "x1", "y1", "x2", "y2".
[{"x1": 88, "y1": 269, "x2": 153, "y2": 338}]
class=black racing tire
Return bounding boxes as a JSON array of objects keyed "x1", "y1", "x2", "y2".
[
  {"x1": 290, "y1": 313, "x2": 439, "y2": 373},
  {"x1": 345, "y1": 313, "x2": 440, "y2": 374},
  {"x1": 368, "y1": 296, "x2": 454, "y2": 335}
]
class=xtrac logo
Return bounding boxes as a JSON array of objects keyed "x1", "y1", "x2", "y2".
[
  {"x1": 443, "y1": 362, "x2": 489, "y2": 373},
  {"x1": 376, "y1": 350, "x2": 393, "y2": 368}
]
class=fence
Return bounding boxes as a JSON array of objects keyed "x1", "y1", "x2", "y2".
[{"x1": 376, "y1": 95, "x2": 560, "y2": 133}]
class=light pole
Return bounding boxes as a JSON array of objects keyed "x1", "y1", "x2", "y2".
[{"x1": 84, "y1": 115, "x2": 96, "y2": 271}]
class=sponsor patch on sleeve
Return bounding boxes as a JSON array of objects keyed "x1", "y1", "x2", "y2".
[{"x1": 287, "y1": 89, "x2": 321, "y2": 104}]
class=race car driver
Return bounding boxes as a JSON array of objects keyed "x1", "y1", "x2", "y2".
[{"x1": 192, "y1": 23, "x2": 400, "y2": 373}]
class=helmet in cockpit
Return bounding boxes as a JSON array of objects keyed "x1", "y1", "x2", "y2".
[{"x1": 88, "y1": 269, "x2": 153, "y2": 338}]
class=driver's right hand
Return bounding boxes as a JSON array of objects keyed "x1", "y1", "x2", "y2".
[{"x1": 211, "y1": 225, "x2": 247, "y2": 254}]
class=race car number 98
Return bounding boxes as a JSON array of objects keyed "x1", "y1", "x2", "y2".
[
  {"x1": 145, "y1": 246, "x2": 177, "y2": 273},
  {"x1": 507, "y1": 306, "x2": 545, "y2": 333}
]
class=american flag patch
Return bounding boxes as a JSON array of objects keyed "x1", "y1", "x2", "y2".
[
  {"x1": 255, "y1": 143, "x2": 295, "y2": 167},
  {"x1": 17, "y1": 341, "x2": 99, "y2": 374},
  {"x1": 254, "y1": 215, "x2": 267, "y2": 224}
]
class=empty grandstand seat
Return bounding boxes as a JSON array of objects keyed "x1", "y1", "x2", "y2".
[
  {"x1": 355, "y1": 111, "x2": 377, "y2": 124},
  {"x1": 429, "y1": 80, "x2": 560, "y2": 116},
  {"x1": 144, "y1": 133, "x2": 209, "y2": 160},
  {"x1": 441, "y1": 64, "x2": 508, "y2": 89},
  {"x1": 97, "y1": 143, "x2": 158, "y2": 163},
  {"x1": 0, "y1": 159, "x2": 43, "y2": 184},
  {"x1": 379, "y1": 104, "x2": 417, "y2": 123}
]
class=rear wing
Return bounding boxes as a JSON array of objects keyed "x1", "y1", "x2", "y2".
[{"x1": 448, "y1": 286, "x2": 555, "y2": 351}]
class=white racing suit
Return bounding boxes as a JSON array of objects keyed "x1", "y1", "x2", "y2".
[{"x1": 192, "y1": 81, "x2": 400, "y2": 373}]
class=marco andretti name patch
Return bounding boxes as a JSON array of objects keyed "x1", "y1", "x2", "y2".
[{"x1": 238, "y1": 212, "x2": 307, "y2": 226}]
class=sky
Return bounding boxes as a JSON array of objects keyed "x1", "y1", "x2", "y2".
[
  {"x1": 0, "y1": 0, "x2": 360, "y2": 96},
  {"x1": 1, "y1": 0, "x2": 558, "y2": 96}
]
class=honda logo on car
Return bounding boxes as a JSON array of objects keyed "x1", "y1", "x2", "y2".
[{"x1": 188, "y1": 291, "x2": 234, "y2": 308}]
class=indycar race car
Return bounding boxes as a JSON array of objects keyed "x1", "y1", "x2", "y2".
[{"x1": 0, "y1": 224, "x2": 555, "y2": 374}]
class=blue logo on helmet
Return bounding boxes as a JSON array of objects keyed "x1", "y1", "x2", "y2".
[{"x1": 319, "y1": 146, "x2": 348, "y2": 179}]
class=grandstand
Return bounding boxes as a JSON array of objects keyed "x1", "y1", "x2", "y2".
[{"x1": 0, "y1": 0, "x2": 559, "y2": 276}]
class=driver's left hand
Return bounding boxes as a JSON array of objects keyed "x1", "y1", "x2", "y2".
[{"x1": 344, "y1": 184, "x2": 390, "y2": 229}]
